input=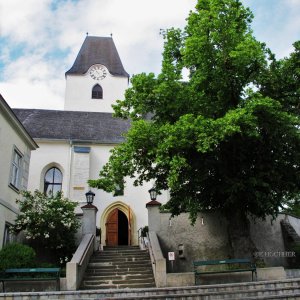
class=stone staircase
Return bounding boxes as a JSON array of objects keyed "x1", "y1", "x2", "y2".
[
  {"x1": 98, "y1": 279, "x2": 300, "y2": 299},
  {"x1": 80, "y1": 245, "x2": 156, "y2": 290},
  {"x1": 2, "y1": 278, "x2": 300, "y2": 299}
]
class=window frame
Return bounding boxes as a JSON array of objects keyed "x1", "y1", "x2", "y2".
[
  {"x1": 44, "y1": 167, "x2": 63, "y2": 197},
  {"x1": 91, "y1": 84, "x2": 103, "y2": 99},
  {"x1": 3, "y1": 222, "x2": 16, "y2": 247},
  {"x1": 9, "y1": 147, "x2": 23, "y2": 191}
]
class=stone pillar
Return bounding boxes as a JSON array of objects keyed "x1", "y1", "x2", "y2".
[
  {"x1": 146, "y1": 201, "x2": 167, "y2": 287},
  {"x1": 146, "y1": 200, "x2": 161, "y2": 232},
  {"x1": 81, "y1": 204, "x2": 98, "y2": 250}
]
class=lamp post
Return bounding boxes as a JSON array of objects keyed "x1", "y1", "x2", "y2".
[
  {"x1": 81, "y1": 190, "x2": 97, "y2": 238},
  {"x1": 146, "y1": 186, "x2": 161, "y2": 232},
  {"x1": 85, "y1": 190, "x2": 95, "y2": 205},
  {"x1": 148, "y1": 187, "x2": 157, "y2": 201}
]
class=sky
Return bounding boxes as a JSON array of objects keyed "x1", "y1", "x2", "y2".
[{"x1": 0, "y1": 0, "x2": 299, "y2": 110}]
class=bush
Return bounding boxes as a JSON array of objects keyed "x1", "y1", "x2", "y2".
[
  {"x1": 0, "y1": 243, "x2": 36, "y2": 270},
  {"x1": 12, "y1": 190, "x2": 80, "y2": 266}
]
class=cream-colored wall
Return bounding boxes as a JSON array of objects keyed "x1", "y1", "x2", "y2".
[
  {"x1": 64, "y1": 67, "x2": 128, "y2": 112},
  {"x1": 27, "y1": 141, "x2": 169, "y2": 245},
  {"x1": 0, "y1": 109, "x2": 33, "y2": 248}
]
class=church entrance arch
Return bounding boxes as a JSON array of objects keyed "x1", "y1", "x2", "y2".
[{"x1": 100, "y1": 201, "x2": 136, "y2": 246}]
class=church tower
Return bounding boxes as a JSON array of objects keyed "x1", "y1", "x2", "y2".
[{"x1": 64, "y1": 36, "x2": 129, "y2": 112}]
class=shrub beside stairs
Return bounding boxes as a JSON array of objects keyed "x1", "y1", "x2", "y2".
[{"x1": 80, "y1": 245, "x2": 156, "y2": 289}]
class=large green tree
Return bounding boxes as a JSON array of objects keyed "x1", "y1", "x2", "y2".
[{"x1": 89, "y1": 0, "x2": 300, "y2": 257}]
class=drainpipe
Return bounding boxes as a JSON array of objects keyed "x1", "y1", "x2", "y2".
[{"x1": 67, "y1": 140, "x2": 73, "y2": 199}]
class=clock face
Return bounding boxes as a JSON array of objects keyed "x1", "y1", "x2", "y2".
[{"x1": 89, "y1": 65, "x2": 107, "y2": 80}]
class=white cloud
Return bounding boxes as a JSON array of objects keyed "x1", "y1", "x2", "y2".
[
  {"x1": 0, "y1": 0, "x2": 196, "y2": 109},
  {"x1": 0, "y1": 0, "x2": 299, "y2": 109},
  {"x1": 0, "y1": 79, "x2": 64, "y2": 109}
]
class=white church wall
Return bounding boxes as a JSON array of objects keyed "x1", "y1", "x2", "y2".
[
  {"x1": 26, "y1": 141, "x2": 71, "y2": 196},
  {"x1": 64, "y1": 72, "x2": 128, "y2": 113},
  {"x1": 27, "y1": 141, "x2": 169, "y2": 246},
  {"x1": 89, "y1": 144, "x2": 169, "y2": 243}
]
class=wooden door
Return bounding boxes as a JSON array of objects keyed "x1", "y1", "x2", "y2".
[{"x1": 106, "y1": 208, "x2": 118, "y2": 246}]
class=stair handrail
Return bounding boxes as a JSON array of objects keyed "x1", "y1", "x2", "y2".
[
  {"x1": 147, "y1": 231, "x2": 167, "y2": 287},
  {"x1": 66, "y1": 233, "x2": 95, "y2": 290}
]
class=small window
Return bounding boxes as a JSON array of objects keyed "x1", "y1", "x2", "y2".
[
  {"x1": 10, "y1": 149, "x2": 22, "y2": 190},
  {"x1": 92, "y1": 84, "x2": 103, "y2": 99},
  {"x1": 44, "y1": 167, "x2": 62, "y2": 197},
  {"x1": 3, "y1": 223, "x2": 16, "y2": 247}
]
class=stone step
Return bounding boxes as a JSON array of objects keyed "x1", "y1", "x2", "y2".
[
  {"x1": 99, "y1": 250, "x2": 148, "y2": 256},
  {"x1": 96, "y1": 251, "x2": 148, "y2": 256},
  {"x1": 88, "y1": 262, "x2": 151, "y2": 270},
  {"x1": 92, "y1": 253, "x2": 149, "y2": 259},
  {"x1": 88, "y1": 262, "x2": 152, "y2": 268},
  {"x1": 5, "y1": 279, "x2": 300, "y2": 299},
  {"x1": 85, "y1": 268, "x2": 154, "y2": 276},
  {"x1": 104, "y1": 245, "x2": 140, "y2": 249},
  {"x1": 86, "y1": 263, "x2": 153, "y2": 270},
  {"x1": 82, "y1": 277, "x2": 155, "y2": 286},
  {"x1": 81, "y1": 279, "x2": 300, "y2": 298},
  {"x1": 100, "y1": 247, "x2": 145, "y2": 251},
  {"x1": 93, "y1": 291, "x2": 300, "y2": 299},
  {"x1": 81, "y1": 282, "x2": 156, "y2": 290},
  {"x1": 90, "y1": 256, "x2": 150, "y2": 263},
  {"x1": 83, "y1": 274, "x2": 154, "y2": 281},
  {"x1": 81, "y1": 245, "x2": 155, "y2": 290}
]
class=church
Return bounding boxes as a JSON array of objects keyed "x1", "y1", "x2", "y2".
[{"x1": 13, "y1": 36, "x2": 167, "y2": 247}]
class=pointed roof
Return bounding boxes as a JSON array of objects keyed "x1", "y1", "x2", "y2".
[{"x1": 65, "y1": 36, "x2": 129, "y2": 78}]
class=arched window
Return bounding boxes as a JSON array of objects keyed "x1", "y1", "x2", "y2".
[
  {"x1": 92, "y1": 84, "x2": 103, "y2": 99},
  {"x1": 44, "y1": 167, "x2": 62, "y2": 197}
]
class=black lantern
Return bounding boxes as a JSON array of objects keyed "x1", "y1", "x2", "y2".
[
  {"x1": 85, "y1": 190, "x2": 95, "y2": 205},
  {"x1": 148, "y1": 187, "x2": 157, "y2": 201}
]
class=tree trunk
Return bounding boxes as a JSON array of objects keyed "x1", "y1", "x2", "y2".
[{"x1": 226, "y1": 211, "x2": 257, "y2": 259}]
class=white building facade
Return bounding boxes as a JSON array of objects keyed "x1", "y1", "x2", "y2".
[
  {"x1": 14, "y1": 36, "x2": 167, "y2": 246},
  {"x1": 0, "y1": 95, "x2": 38, "y2": 249}
]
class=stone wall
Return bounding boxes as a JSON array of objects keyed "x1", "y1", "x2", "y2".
[
  {"x1": 148, "y1": 205, "x2": 299, "y2": 272},
  {"x1": 157, "y1": 212, "x2": 231, "y2": 273}
]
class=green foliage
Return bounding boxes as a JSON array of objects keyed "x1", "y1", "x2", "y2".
[
  {"x1": 259, "y1": 41, "x2": 300, "y2": 116},
  {"x1": 89, "y1": 0, "x2": 300, "y2": 225},
  {"x1": 282, "y1": 198, "x2": 300, "y2": 218},
  {"x1": 0, "y1": 243, "x2": 36, "y2": 270},
  {"x1": 12, "y1": 190, "x2": 80, "y2": 266}
]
